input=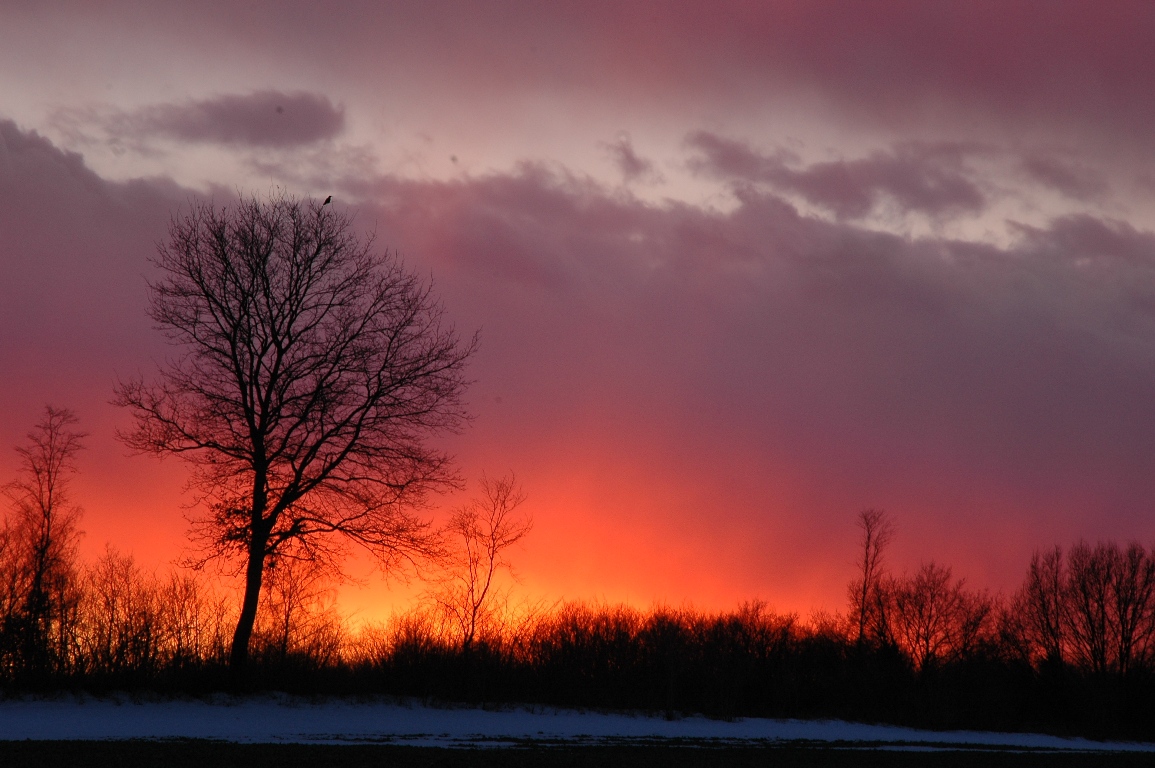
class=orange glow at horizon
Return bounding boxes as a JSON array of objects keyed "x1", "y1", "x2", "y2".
[
  {"x1": 40, "y1": 404, "x2": 1061, "y2": 631},
  {"x1": 48, "y1": 417, "x2": 848, "y2": 624}
]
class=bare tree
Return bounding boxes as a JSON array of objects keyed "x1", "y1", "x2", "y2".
[
  {"x1": 1, "y1": 407, "x2": 85, "y2": 676},
  {"x1": 431, "y1": 473, "x2": 531, "y2": 655},
  {"x1": 115, "y1": 192, "x2": 476, "y2": 672},
  {"x1": 157, "y1": 570, "x2": 232, "y2": 669},
  {"x1": 1010, "y1": 541, "x2": 1155, "y2": 676},
  {"x1": 1111, "y1": 542, "x2": 1155, "y2": 676},
  {"x1": 848, "y1": 508, "x2": 894, "y2": 647},
  {"x1": 1066, "y1": 541, "x2": 1116, "y2": 675},
  {"x1": 1062, "y1": 540, "x2": 1155, "y2": 676},
  {"x1": 252, "y1": 556, "x2": 344, "y2": 667},
  {"x1": 1012, "y1": 546, "x2": 1067, "y2": 667},
  {"x1": 78, "y1": 547, "x2": 162, "y2": 676},
  {"x1": 889, "y1": 562, "x2": 994, "y2": 672}
]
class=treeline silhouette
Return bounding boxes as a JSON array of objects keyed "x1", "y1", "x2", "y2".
[
  {"x1": 4, "y1": 526, "x2": 1155, "y2": 739},
  {"x1": 2, "y1": 410, "x2": 1154, "y2": 738}
]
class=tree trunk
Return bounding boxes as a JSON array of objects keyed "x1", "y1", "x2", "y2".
[{"x1": 229, "y1": 541, "x2": 267, "y2": 680}]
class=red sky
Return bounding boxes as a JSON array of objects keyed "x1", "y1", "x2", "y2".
[{"x1": 3, "y1": 1, "x2": 1155, "y2": 621}]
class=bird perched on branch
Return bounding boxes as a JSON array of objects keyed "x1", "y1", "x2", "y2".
[{"x1": 322, "y1": 195, "x2": 332, "y2": 206}]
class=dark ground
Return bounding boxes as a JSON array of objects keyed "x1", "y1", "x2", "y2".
[{"x1": 0, "y1": 741, "x2": 1151, "y2": 768}]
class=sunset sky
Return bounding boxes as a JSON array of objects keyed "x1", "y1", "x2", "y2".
[{"x1": 3, "y1": 1, "x2": 1155, "y2": 621}]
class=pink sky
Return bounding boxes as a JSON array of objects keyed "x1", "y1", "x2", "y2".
[{"x1": 3, "y1": 1, "x2": 1155, "y2": 620}]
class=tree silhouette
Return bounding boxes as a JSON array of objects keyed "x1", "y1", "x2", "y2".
[
  {"x1": 849, "y1": 508, "x2": 893, "y2": 648},
  {"x1": 1012, "y1": 546, "x2": 1067, "y2": 667},
  {"x1": 115, "y1": 193, "x2": 475, "y2": 674},
  {"x1": 888, "y1": 561, "x2": 993, "y2": 672},
  {"x1": 432, "y1": 473, "x2": 531, "y2": 657},
  {"x1": 1064, "y1": 541, "x2": 1155, "y2": 676},
  {"x1": 0, "y1": 406, "x2": 85, "y2": 677}
]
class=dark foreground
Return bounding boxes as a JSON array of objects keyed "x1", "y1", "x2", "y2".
[{"x1": 0, "y1": 741, "x2": 1152, "y2": 768}]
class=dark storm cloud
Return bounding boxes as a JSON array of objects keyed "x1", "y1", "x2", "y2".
[
  {"x1": 687, "y1": 132, "x2": 986, "y2": 220},
  {"x1": 108, "y1": 91, "x2": 345, "y2": 148}
]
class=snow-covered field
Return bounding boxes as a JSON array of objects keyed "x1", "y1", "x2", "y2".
[{"x1": 0, "y1": 696, "x2": 1150, "y2": 751}]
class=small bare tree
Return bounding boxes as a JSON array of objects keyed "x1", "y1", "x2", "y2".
[
  {"x1": 1, "y1": 407, "x2": 85, "y2": 676},
  {"x1": 77, "y1": 547, "x2": 161, "y2": 676},
  {"x1": 115, "y1": 192, "x2": 476, "y2": 673},
  {"x1": 849, "y1": 508, "x2": 894, "y2": 647},
  {"x1": 431, "y1": 473, "x2": 531, "y2": 656},
  {"x1": 157, "y1": 570, "x2": 232, "y2": 669},
  {"x1": 252, "y1": 557, "x2": 344, "y2": 667}
]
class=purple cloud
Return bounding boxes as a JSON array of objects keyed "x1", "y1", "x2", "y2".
[
  {"x1": 603, "y1": 134, "x2": 660, "y2": 184},
  {"x1": 112, "y1": 90, "x2": 345, "y2": 148},
  {"x1": 1020, "y1": 155, "x2": 1108, "y2": 201},
  {"x1": 687, "y1": 132, "x2": 985, "y2": 219}
]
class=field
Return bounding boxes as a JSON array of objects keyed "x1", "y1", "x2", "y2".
[
  {"x1": 3, "y1": 740, "x2": 1155, "y2": 768},
  {"x1": 1, "y1": 696, "x2": 1152, "y2": 766}
]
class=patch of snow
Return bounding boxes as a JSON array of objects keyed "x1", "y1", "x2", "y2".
[{"x1": 0, "y1": 695, "x2": 1149, "y2": 751}]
